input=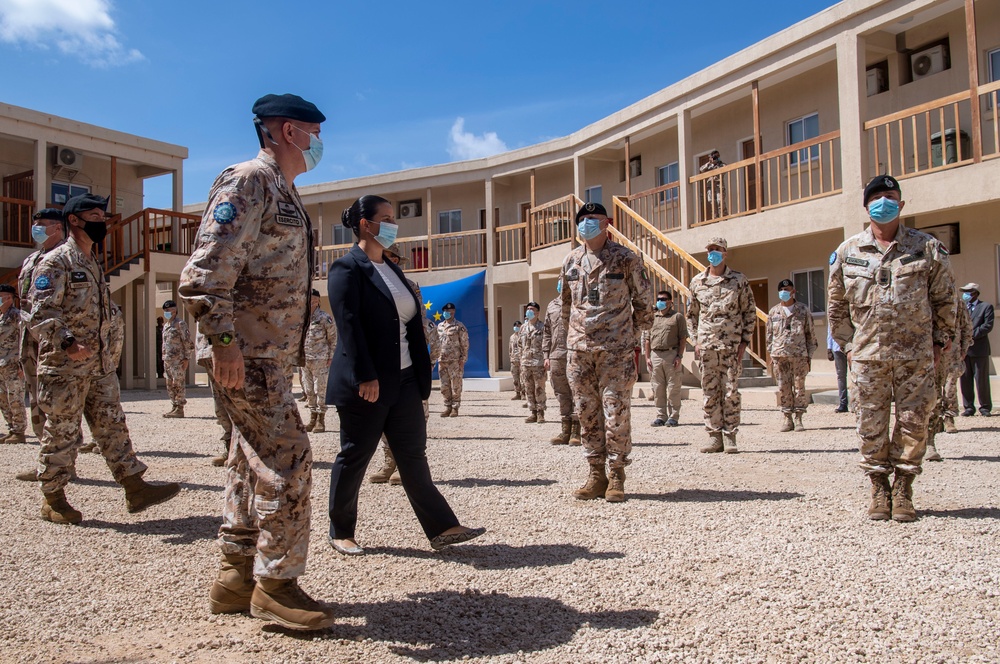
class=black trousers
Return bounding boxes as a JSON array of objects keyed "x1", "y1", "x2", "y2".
[
  {"x1": 328, "y1": 367, "x2": 458, "y2": 540},
  {"x1": 961, "y1": 355, "x2": 992, "y2": 413},
  {"x1": 834, "y1": 350, "x2": 849, "y2": 409}
]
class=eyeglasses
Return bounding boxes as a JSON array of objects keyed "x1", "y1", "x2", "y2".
[{"x1": 656, "y1": 298, "x2": 670, "y2": 302}]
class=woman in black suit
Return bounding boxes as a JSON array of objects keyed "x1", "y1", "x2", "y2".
[{"x1": 326, "y1": 195, "x2": 485, "y2": 554}]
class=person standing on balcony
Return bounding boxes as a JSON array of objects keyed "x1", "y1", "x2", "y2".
[
  {"x1": 508, "y1": 321, "x2": 523, "y2": 401},
  {"x1": 544, "y1": 282, "x2": 579, "y2": 444},
  {"x1": 0, "y1": 284, "x2": 27, "y2": 444},
  {"x1": 959, "y1": 283, "x2": 994, "y2": 417},
  {"x1": 643, "y1": 290, "x2": 688, "y2": 428},
  {"x1": 161, "y1": 299, "x2": 193, "y2": 418},
  {"x1": 766, "y1": 280, "x2": 817, "y2": 432},
  {"x1": 828, "y1": 175, "x2": 955, "y2": 523},
  {"x1": 826, "y1": 327, "x2": 849, "y2": 413},
  {"x1": 179, "y1": 93, "x2": 335, "y2": 630},
  {"x1": 699, "y1": 150, "x2": 727, "y2": 220},
  {"x1": 925, "y1": 290, "x2": 973, "y2": 460},
  {"x1": 301, "y1": 289, "x2": 337, "y2": 434},
  {"x1": 520, "y1": 301, "x2": 547, "y2": 424},
  {"x1": 28, "y1": 193, "x2": 181, "y2": 525},
  {"x1": 561, "y1": 202, "x2": 653, "y2": 503},
  {"x1": 437, "y1": 302, "x2": 469, "y2": 417},
  {"x1": 687, "y1": 237, "x2": 757, "y2": 454}
]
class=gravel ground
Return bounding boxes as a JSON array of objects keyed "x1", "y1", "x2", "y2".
[{"x1": 1, "y1": 386, "x2": 998, "y2": 664}]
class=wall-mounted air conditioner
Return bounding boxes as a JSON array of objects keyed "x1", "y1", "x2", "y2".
[
  {"x1": 399, "y1": 199, "x2": 422, "y2": 218},
  {"x1": 911, "y1": 44, "x2": 948, "y2": 81},
  {"x1": 866, "y1": 68, "x2": 886, "y2": 97},
  {"x1": 52, "y1": 146, "x2": 83, "y2": 170}
]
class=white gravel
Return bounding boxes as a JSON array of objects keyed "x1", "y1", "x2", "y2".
[{"x1": 1, "y1": 386, "x2": 998, "y2": 663}]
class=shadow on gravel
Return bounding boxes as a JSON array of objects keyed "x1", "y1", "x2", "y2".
[
  {"x1": 83, "y1": 514, "x2": 219, "y2": 544},
  {"x1": 138, "y1": 450, "x2": 212, "y2": 460},
  {"x1": 634, "y1": 441, "x2": 689, "y2": 447},
  {"x1": 921, "y1": 507, "x2": 1000, "y2": 519},
  {"x1": 756, "y1": 448, "x2": 855, "y2": 455},
  {"x1": 947, "y1": 455, "x2": 1000, "y2": 463},
  {"x1": 360, "y1": 543, "x2": 623, "y2": 570},
  {"x1": 264, "y1": 590, "x2": 657, "y2": 659},
  {"x1": 439, "y1": 478, "x2": 556, "y2": 488},
  {"x1": 628, "y1": 488, "x2": 803, "y2": 502},
  {"x1": 433, "y1": 436, "x2": 513, "y2": 441},
  {"x1": 72, "y1": 477, "x2": 220, "y2": 493}
]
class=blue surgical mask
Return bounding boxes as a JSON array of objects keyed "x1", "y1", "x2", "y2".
[
  {"x1": 962, "y1": 292, "x2": 973, "y2": 302},
  {"x1": 371, "y1": 221, "x2": 399, "y2": 249},
  {"x1": 577, "y1": 217, "x2": 603, "y2": 241},
  {"x1": 164, "y1": 311, "x2": 173, "y2": 320},
  {"x1": 655, "y1": 301, "x2": 667, "y2": 311},
  {"x1": 525, "y1": 309, "x2": 536, "y2": 320},
  {"x1": 778, "y1": 290, "x2": 792, "y2": 303},
  {"x1": 556, "y1": 281, "x2": 562, "y2": 294},
  {"x1": 31, "y1": 224, "x2": 50, "y2": 244},
  {"x1": 707, "y1": 250, "x2": 724, "y2": 267},
  {"x1": 513, "y1": 326, "x2": 520, "y2": 333},
  {"x1": 442, "y1": 311, "x2": 452, "y2": 320},
  {"x1": 867, "y1": 196, "x2": 899, "y2": 224},
  {"x1": 292, "y1": 125, "x2": 323, "y2": 172}
]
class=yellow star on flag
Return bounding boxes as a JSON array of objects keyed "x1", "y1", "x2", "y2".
[
  {"x1": 433, "y1": 311, "x2": 442, "y2": 321},
  {"x1": 424, "y1": 301, "x2": 432, "y2": 311}
]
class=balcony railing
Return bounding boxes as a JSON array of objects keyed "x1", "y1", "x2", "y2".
[
  {"x1": 759, "y1": 131, "x2": 841, "y2": 209},
  {"x1": 690, "y1": 158, "x2": 755, "y2": 225},
  {"x1": 978, "y1": 80, "x2": 1000, "y2": 160},
  {"x1": 495, "y1": 222, "x2": 527, "y2": 264},
  {"x1": 623, "y1": 183, "x2": 682, "y2": 233},
  {"x1": 100, "y1": 207, "x2": 202, "y2": 274},
  {"x1": 313, "y1": 229, "x2": 487, "y2": 279},
  {"x1": 529, "y1": 194, "x2": 576, "y2": 251},
  {"x1": 0, "y1": 195, "x2": 35, "y2": 247}
]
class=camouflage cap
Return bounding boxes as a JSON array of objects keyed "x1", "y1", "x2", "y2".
[{"x1": 706, "y1": 237, "x2": 728, "y2": 251}]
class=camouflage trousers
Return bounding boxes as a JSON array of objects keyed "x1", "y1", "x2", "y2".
[
  {"x1": 928, "y1": 360, "x2": 964, "y2": 440},
  {"x1": 0, "y1": 363, "x2": 26, "y2": 434},
  {"x1": 211, "y1": 358, "x2": 312, "y2": 579},
  {"x1": 698, "y1": 348, "x2": 743, "y2": 434},
  {"x1": 548, "y1": 358, "x2": 575, "y2": 419},
  {"x1": 522, "y1": 365, "x2": 547, "y2": 414},
  {"x1": 21, "y1": 338, "x2": 43, "y2": 439},
  {"x1": 439, "y1": 361, "x2": 464, "y2": 408},
  {"x1": 36, "y1": 371, "x2": 146, "y2": 494},
  {"x1": 164, "y1": 358, "x2": 188, "y2": 406},
  {"x1": 851, "y1": 359, "x2": 934, "y2": 477},
  {"x1": 301, "y1": 359, "x2": 330, "y2": 414},
  {"x1": 773, "y1": 356, "x2": 809, "y2": 413},
  {"x1": 942, "y1": 368, "x2": 962, "y2": 419},
  {"x1": 511, "y1": 361, "x2": 522, "y2": 395},
  {"x1": 199, "y1": 358, "x2": 233, "y2": 450},
  {"x1": 650, "y1": 349, "x2": 682, "y2": 422},
  {"x1": 568, "y1": 349, "x2": 636, "y2": 469}
]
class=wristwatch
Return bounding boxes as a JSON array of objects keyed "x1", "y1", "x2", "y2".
[
  {"x1": 60, "y1": 335, "x2": 76, "y2": 350},
  {"x1": 208, "y1": 332, "x2": 235, "y2": 347}
]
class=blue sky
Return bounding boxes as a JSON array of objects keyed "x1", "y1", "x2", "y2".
[{"x1": 0, "y1": 0, "x2": 837, "y2": 206}]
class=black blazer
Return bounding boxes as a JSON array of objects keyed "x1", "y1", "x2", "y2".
[
  {"x1": 326, "y1": 244, "x2": 432, "y2": 407},
  {"x1": 967, "y1": 300, "x2": 994, "y2": 357}
]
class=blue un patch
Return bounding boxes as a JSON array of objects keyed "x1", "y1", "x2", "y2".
[
  {"x1": 34, "y1": 275, "x2": 51, "y2": 290},
  {"x1": 213, "y1": 202, "x2": 237, "y2": 224},
  {"x1": 829, "y1": 251, "x2": 837, "y2": 266}
]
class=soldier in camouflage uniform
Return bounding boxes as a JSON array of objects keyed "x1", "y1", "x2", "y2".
[
  {"x1": 196, "y1": 330, "x2": 234, "y2": 467},
  {"x1": 509, "y1": 321, "x2": 523, "y2": 400},
  {"x1": 925, "y1": 291, "x2": 973, "y2": 460},
  {"x1": 561, "y1": 202, "x2": 653, "y2": 503},
  {"x1": 828, "y1": 175, "x2": 955, "y2": 523},
  {"x1": 302, "y1": 289, "x2": 337, "y2": 434},
  {"x1": 687, "y1": 237, "x2": 757, "y2": 454},
  {"x1": 544, "y1": 286, "x2": 579, "y2": 444},
  {"x1": 437, "y1": 302, "x2": 469, "y2": 417},
  {"x1": 179, "y1": 94, "x2": 334, "y2": 630},
  {"x1": 0, "y1": 285, "x2": 27, "y2": 444},
  {"x1": 520, "y1": 301, "x2": 547, "y2": 424},
  {"x1": 161, "y1": 299, "x2": 194, "y2": 418},
  {"x1": 766, "y1": 279, "x2": 817, "y2": 433},
  {"x1": 27, "y1": 194, "x2": 180, "y2": 525}
]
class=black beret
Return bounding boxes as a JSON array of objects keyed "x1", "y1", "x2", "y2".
[
  {"x1": 252, "y1": 94, "x2": 326, "y2": 123},
  {"x1": 575, "y1": 202, "x2": 608, "y2": 222},
  {"x1": 526, "y1": 301, "x2": 540, "y2": 310},
  {"x1": 777, "y1": 279, "x2": 794, "y2": 291},
  {"x1": 0, "y1": 284, "x2": 15, "y2": 295},
  {"x1": 63, "y1": 194, "x2": 108, "y2": 217},
  {"x1": 863, "y1": 175, "x2": 900, "y2": 207},
  {"x1": 311, "y1": 289, "x2": 321, "y2": 297},
  {"x1": 33, "y1": 208, "x2": 63, "y2": 222},
  {"x1": 443, "y1": 302, "x2": 456, "y2": 310},
  {"x1": 163, "y1": 300, "x2": 177, "y2": 309}
]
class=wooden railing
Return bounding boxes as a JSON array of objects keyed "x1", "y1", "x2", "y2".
[
  {"x1": 313, "y1": 229, "x2": 486, "y2": 278},
  {"x1": 758, "y1": 131, "x2": 841, "y2": 209},
  {"x1": 689, "y1": 158, "x2": 755, "y2": 225},
  {"x1": 314, "y1": 243, "x2": 353, "y2": 279},
  {"x1": 0, "y1": 195, "x2": 35, "y2": 247},
  {"x1": 495, "y1": 222, "x2": 527, "y2": 264},
  {"x1": 623, "y1": 183, "x2": 682, "y2": 233},
  {"x1": 529, "y1": 194, "x2": 576, "y2": 251},
  {"x1": 99, "y1": 207, "x2": 201, "y2": 275},
  {"x1": 978, "y1": 80, "x2": 1000, "y2": 160}
]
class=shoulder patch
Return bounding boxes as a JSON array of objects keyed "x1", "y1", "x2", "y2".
[
  {"x1": 34, "y1": 275, "x2": 51, "y2": 290},
  {"x1": 213, "y1": 202, "x2": 237, "y2": 224},
  {"x1": 829, "y1": 251, "x2": 837, "y2": 266}
]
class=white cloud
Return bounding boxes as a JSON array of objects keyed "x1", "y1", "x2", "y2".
[
  {"x1": 0, "y1": 0, "x2": 143, "y2": 67},
  {"x1": 447, "y1": 117, "x2": 508, "y2": 160}
]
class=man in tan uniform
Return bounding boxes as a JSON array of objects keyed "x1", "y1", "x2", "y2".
[
  {"x1": 161, "y1": 299, "x2": 194, "y2": 418},
  {"x1": 520, "y1": 301, "x2": 547, "y2": 424},
  {"x1": 766, "y1": 279, "x2": 817, "y2": 432},
  {"x1": 509, "y1": 321, "x2": 523, "y2": 401},
  {"x1": 301, "y1": 289, "x2": 337, "y2": 434},
  {"x1": 0, "y1": 284, "x2": 27, "y2": 443},
  {"x1": 642, "y1": 290, "x2": 687, "y2": 428},
  {"x1": 544, "y1": 283, "x2": 579, "y2": 444},
  {"x1": 828, "y1": 175, "x2": 955, "y2": 522},
  {"x1": 925, "y1": 291, "x2": 972, "y2": 460},
  {"x1": 437, "y1": 302, "x2": 469, "y2": 417}
]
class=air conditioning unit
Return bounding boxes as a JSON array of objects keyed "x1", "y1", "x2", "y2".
[
  {"x1": 399, "y1": 199, "x2": 421, "y2": 219},
  {"x1": 911, "y1": 44, "x2": 947, "y2": 81},
  {"x1": 866, "y1": 68, "x2": 886, "y2": 97},
  {"x1": 53, "y1": 146, "x2": 83, "y2": 170}
]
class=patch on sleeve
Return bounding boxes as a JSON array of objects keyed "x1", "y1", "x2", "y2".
[
  {"x1": 829, "y1": 251, "x2": 838, "y2": 266},
  {"x1": 34, "y1": 275, "x2": 51, "y2": 290},
  {"x1": 938, "y1": 245, "x2": 949, "y2": 256},
  {"x1": 212, "y1": 202, "x2": 237, "y2": 224},
  {"x1": 70, "y1": 271, "x2": 87, "y2": 283}
]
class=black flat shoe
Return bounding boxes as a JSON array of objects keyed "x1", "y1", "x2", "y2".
[{"x1": 430, "y1": 527, "x2": 486, "y2": 551}]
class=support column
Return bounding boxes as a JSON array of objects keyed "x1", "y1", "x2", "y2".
[
  {"x1": 485, "y1": 179, "x2": 497, "y2": 375},
  {"x1": 751, "y1": 82, "x2": 762, "y2": 213},
  {"x1": 677, "y1": 109, "x2": 694, "y2": 231},
  {"x1": 34, "y1": 139, "x2": 47, "y2": 208},
  {"x1": 624, "y1": 136, "x2": 632, "y2": 196},
  {"x1": 123, "y1": 281, "x2": 135, "y2": 389},
  {"x1": 573, "y1": 154, "x2": 585, "y2": 200},
  {"x1": 837, "y1": 32, "x2": 867, "y2": 240},
  {"x1": 144, "y1": 273, "x2": 158, "y2": 390},
  {"x1": 171, "y1": 169, "x2": 182, "y2": 251},
  {"x1": 172, "y1": 168, "x2": 183, "y2": 212},
  {"x1": 425, "y1": 187, "x2": 433, "y2": 271},
  {"x1": 966, "y1": 0, "x2": 982, "y2": 163}
]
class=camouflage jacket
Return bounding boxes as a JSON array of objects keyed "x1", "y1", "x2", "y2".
[
  {"x1": 828, "y1": 225, "x2": 955, "y2": 361},
  {"x1": 766, "y1": 301, "x2": 817, "y2": 359},
  {"x1": 559, "y1": 237, "x2": 654, "y2": 352},
  {"x1": 542, "y1": 296, "x2": 568, "y2": 361},
  {"x1": 179, "y1": 150, "x2": 313, "y2": 366},
  {"x1": 18, "y1": 246, "x2": 58, "y2": 361},
  {"x1": 437, "y1": 318, "x2": 469, "y2": 365},
  {"x1": 0, "y1": 306, "x2": 23, "y2": 366},
  {"x1": 304, "y1": 307, "x2": 337, "y2": 363},
  {"x1": 162, "y1": 317, "x2": 194, "y2": 364},
  {"x1": 945, "y1": 293, "x2": 973, "y2": 370},
  {"x1": 426, "y1": 319, "x2": 441, "y2": 365},
  {"x1": 687, "y1": 266, "x2": 757, "y2": 350},
  {"x1": 519, "y1": 317, "x2": 545, "y2": 367},
  {"x1": 508, "y1": 331, "x2": 522, "y2": 366}
]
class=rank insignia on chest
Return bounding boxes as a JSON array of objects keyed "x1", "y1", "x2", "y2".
[
  {"x1": 275, "y1": 215, "x2": 303, "y2": 227},
  {"x1": 566, "y1": 269, "x2": 579, "y2": 281},
  {"x1": 70, "y1": 271, "x2": 87, "y2": 283},
  {"x1": 213, "y1": 202, "x2": 237, "y2": 224},
  {"x1": 899, "y1": 251, "x2": 925, "y2": 266},
  {"x1": 34, "y1": 275, "x2": 51, "y2": 290},
  {"x1": 277, "y1": 201, "x2": 300, "y2": 217},
  {"x1": 876, "y1": 266, "x2": 891, "y2": 287}
]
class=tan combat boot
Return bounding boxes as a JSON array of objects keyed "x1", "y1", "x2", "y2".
[
  {"x1": 41, "y1": 489, "x2": 82, "y2": 525},
  {"x1": 121, "y1": 474, "x2": 181, "y2": 513},
  {"x1": 440, "y1": 406, "x2": 452, "y2": 418},
  {"x1": 550, "y1": 418, "x2": 572, "y2": 445},
  {"x1": 794, "y1": 413, "x2": 805, "y2": 432},
  {"x1": 867, "y1": 474, "x2": 892, "y2": 520},
  {"x1": 780, "y1": 413, "x2": 794, "y2": 432},
  {"x1": 163, "y1": 405, "x2": 185, "y2": 419},
  {"x1": 2, "y1": 431, "x2": 26, "y2": 444},
  {"x1": 305, "y1": 412, "x2": 317, "y2": 433},
  {"x1": 368, "y1": 446, "x2": 397, "y2": 484},
  {"x1": 524, "y1": 411, "x2": 537, "y2": 424},
  {"x1": 925, "y1": 431, "x2": 942, "y2": 462},
  {"x1": 211, "y1": 453, "x2": 227, "y2": 467},
  {"x1": 568, "y1": 420, "x2": 581, "y2": 446},
  {"x1": 389, "y1": 469, "x2": 402, "y2": 485},
  {"x1": 943, "y1": 416, "x2": 957, "y2": 434},
  {"x1": 891, "y1": 473, "x2": 917, "y2": 522},
  {"x1": 16, "y1": 467, "x2": 37, "y2": 481},
  {"x1": 536, "y1": 410, "x2": 545, "y2": 424},
  {"x1": 313, "y1": 413, "x2": 326, "y2": 433},
  {"x1": 605, "y1": 467, "x2": 626, "y2": 503},
  {"x1": 510, "y1": 390, "x2": 520, "y2": 401},
  {"x1": 250, "y1": 577, "x2": 335, "y2": 630},
  {"x1": 78, "y1": 442, "x2": 98, "y2": 453},
  {"x1": 700, "y1": 432, "x2": 724, "y2": 453},
  {"x1": 723, "y1": 432, "x2": 739, "y2": 454},
  {"x1": 573, "y1": 463, "x2": 609, "y2": 500},
  {"x1": 449, "y1": 406, "x2": 459, "y2": 418},
  {"x1": 209, "y1": 554, "x2": 256, "y2": 614}
]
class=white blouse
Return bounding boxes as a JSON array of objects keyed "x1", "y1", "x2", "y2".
[{"x1": 371, "y1": 261, "x2": 418, "y2": 369}]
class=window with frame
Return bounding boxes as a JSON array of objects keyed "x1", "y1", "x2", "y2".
[
  {"x1": 438, "y1": 209, "x2": 461, "y2": 234},
  {"x1": 331, "y1": 224, "x2": 353, "y2": 245},
  {"x1": 584, "y1": 186, "x2": 602, "y2": 206},
  {"x1": 787, "y1": 113, "x2": 820, "y2": 166},
  {"x1": 656, "y1": 162, "x2": 679, "y2": 203},
  {"x1": 51, "y1": 181, "x2": 91, "y2": 206},
  {"x1": 988, "y1": 47, "x2": 1000, "y2": 109},
  {"x1": 791, "y1": 268, "x2": 826, "y2": 314}
]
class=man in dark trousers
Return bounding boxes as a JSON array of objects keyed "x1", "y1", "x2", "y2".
[{"x1": 959, "y1": 283, "x2": 994, "y2": 417}]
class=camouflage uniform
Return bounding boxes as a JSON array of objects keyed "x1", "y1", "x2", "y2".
[
  {"x1": 699, "y1": 157, "x2": 728, "y2": 219},
  {"x1": 161, "y1": 315, "x2": 193, "y2": 407},
  {"x1": 27, "y1": 235, "x2": 147, "y2": 494},
  {"x1": 19, "y1": 246, "x2": 56, "y2": 439},
  {"x1": 687, "y1": 267, "x2": 757, "y2": 435},
  {"x1": 543, "y1": 296, "x2": 574, "y2": 420},
  {"x1": 302, "y1": 307, "x2": 337, "y2": 414},
  {"x1": 196, "y1": 331, "x2": 233, "y2": 450},
  {"x1": 766, "y1": 301, "x2": 817, "y2": 414},
  {"x1": 641, "y1": 308, "x2": 688, "y2": 422},
  {"x1": 179, "y1": 150, "x2": 314, "y2": 579},
  {"x1": 437, "y1": 317, "x2": 469, "y2": 411},
  {"x1": 561, "y1": 238, "x2": 653, "y2": 469},
  {"x1": 828, "y1": 225, "x2": 955, "y2": 477},
  {"x1": 519, "y1": 316, "x2": 547, "y2": 416},
  {"x1": 508, "y1": 331, "x2": 522, "y2": 397},
  {"x1": 0, "y1": 306, "x2": 27, "y2": 436},
  {"x1": 928, "y1": 294, "x2": 973, "y2": 445}
]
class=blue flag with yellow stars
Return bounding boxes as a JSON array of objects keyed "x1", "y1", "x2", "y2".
[{"x1": 420, "y1": 270, "x2": 488, "y2": 378}]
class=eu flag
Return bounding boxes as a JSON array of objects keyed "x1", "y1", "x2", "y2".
[{"x1": 419, "y1": 270, "x2": 488, "y2": 378}]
